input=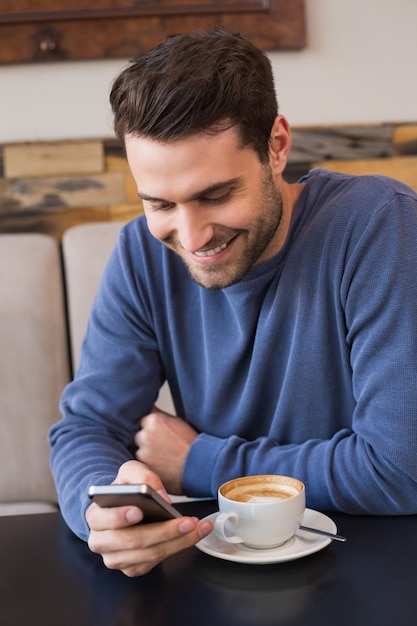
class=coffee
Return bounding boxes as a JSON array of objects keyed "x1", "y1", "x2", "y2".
[
  {"x1": 226, "y1": 486, "x2": 295, "y2": 503},
  {"x1": 221, "y1": 475, "x2": 302, "y2": 504},
  {"x1": 216, "y1": 474, "x2": 306, "y2": 549}
]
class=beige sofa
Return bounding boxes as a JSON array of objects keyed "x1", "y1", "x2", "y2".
[{"x1": 0, "y1": 221, "x2": 173, "y2": 516}]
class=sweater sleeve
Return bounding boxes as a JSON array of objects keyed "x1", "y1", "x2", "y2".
[
  {"x1": 49, "y1": 227, "x2": 165, "y2": 540},
  {"x1": 183, "y1": 187, "x2": 417, "y2": 515}
]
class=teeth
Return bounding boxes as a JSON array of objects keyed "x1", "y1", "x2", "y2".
[{"x1": 195, "y1": 242, "x2": 228, "y2": 257}]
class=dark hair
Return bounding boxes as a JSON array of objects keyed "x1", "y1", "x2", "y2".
[{"x1": 110, "y1": 28, "x2": 278, "y2": 163}]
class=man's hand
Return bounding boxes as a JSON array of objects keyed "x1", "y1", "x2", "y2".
[
  {"x1": 134, "y1": 407, "x2": 198, "y2": 494},
  {"x1": 86, "y1": 460, "x2": 212, "y2": 577}
]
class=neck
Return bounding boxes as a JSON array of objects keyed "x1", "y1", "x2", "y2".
[{"x1": 276, "y1": 180, "x2": 306, "y2": 251}]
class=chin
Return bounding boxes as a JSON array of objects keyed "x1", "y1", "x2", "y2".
[{"x1": 187, "y1": 265, "x2": 246, "y2": 290}]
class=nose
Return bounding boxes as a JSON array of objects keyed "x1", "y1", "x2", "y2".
[{"x1": 176, "y1": 205, "x2": 214, "y2": 253}]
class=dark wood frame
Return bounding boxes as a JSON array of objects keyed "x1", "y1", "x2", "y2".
[{"x1": 0, "y1": 0, "x2": 306, "y2": 64}]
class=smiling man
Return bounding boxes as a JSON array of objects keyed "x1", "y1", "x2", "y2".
[
  {"x1": 49, "y1": 29, "x2": 417, "y2": 577},
  {"x1": 126, "y1": 122, "x2": 298, "y2": 290}
]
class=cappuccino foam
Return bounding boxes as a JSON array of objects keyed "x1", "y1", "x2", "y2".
[{"x1": 226, "y1": 485, "x2": 296, "y2": 503}]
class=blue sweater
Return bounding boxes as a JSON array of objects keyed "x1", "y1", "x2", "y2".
[{"x1": 49, "y1": 169, "x2": 417, "y2": 541}]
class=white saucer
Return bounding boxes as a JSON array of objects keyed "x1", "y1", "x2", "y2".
[{"x1": 196, "y1": 508, "x2": 337, "y2": 564}]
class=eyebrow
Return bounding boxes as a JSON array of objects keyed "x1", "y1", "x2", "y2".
[{"x1": 138, "y1": 177, "x2": 243, "y2": 204}]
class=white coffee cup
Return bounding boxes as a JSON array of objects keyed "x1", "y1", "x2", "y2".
[{"x1": 215, "y1": 474, "x2": 305, "y2": 549}]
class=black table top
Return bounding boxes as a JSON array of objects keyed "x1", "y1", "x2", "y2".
[{"x1": 1, "y1": 501, "x2": 416, "y2": 626}]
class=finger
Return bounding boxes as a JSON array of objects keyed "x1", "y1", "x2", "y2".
[
  {"x1": 113, "y1": 460, "x2": 170, "y2": 500},
  {"x1": 134, "y1": 428, "x2": 146, "y2": 450},
  {"x1": 89, "y1": 513, "x2": 197, "y2": 549},
  {"x1": 135, "y1": 438, "x2": 149, "y2": 465},
  {"x1": 86, "y1": 502, "x2": 144, "y2": 532},
  {"x1": 114, "y1": 529, "x2": 202, "y2": 576},
  {"x1": 94, "y1": 517, "x2": 213, "y2": 576},
  {"x1": 88, "y1": 515, "x2": 195, "y2": 559},
  {"x1": 124, "y1": 517, "x2": 213, "y2": 576},
  {"x1": 134, "y1": 428, "x2": 141, "y2": 448}
]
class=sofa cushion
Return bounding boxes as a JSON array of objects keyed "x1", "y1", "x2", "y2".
[
  {"x1": 0, "y1": 233, "x2": 70, "y2": 511},
  {"x1": 62, "y1": 221, "x2": 175, "y2": 413},
  {"x1": 62, "y1": 221, "x2": 124, "y2": 374}
]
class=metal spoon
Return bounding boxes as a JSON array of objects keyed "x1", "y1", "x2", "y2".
[{"x1": 299, "y1": 524, "x2": 347, "y2": 542}]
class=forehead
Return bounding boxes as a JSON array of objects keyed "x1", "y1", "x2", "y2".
[{"x1": 124, "y1": 127, "x2": 259, "y2": 200}]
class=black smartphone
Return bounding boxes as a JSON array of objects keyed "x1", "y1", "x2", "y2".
[{"x1": 88, "y1": 484, "x2": 182, "y2": 523}]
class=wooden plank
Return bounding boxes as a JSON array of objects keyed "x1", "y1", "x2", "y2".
[
  {"x1": 0, "y1": 178, "x2": 6, "y2": 205},
  {"x1": 313, "y1": 156, "x2": 417, "y2": 192},
  {"x1": 0, "y1": 206, "x2": 112, "y2": 240},
  {"x1": 108, "y1": 203, "x2": 144, "y2": 223},
  {"x1": 0, "y1": 204, "x2": 142, "y2": 240},
  {"x1": 393, "y1": 125, "x2": 417, "y2": 156},
  {"x1": 105, "y1": 154, "x2": 138, "y2": 203},
  {"x1": 4, "y1": 141, "x2": 104, "y2": 179},
  {"x1": 290, "y1": 125, "x2": 394, "y2": 163},
  {"x1": 104, "y1": 154, "x2": 128, "y2": 172},
  {"x1": 1, "y1": 0, "x2": 295, "y2": 22},
  {"x1": 0, "y1": 0, "x2": 306, "y2": 65},
  {"x1": 0, "y1": 171, "x2": 125, "y2": 212}
]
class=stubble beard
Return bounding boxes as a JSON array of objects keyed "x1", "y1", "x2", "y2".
[{"x1": 174, "y1": 167, "x2": 284, "y2": 290}]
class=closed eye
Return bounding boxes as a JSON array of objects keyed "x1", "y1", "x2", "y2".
[
  {"x1": 139, "y1": 176, "x2": 243, "y2": 212},
  {"x1": 200, "y1": 190, "x2": 233, "y2": 205},
  {"x1": 146, "y1": 201, "x2": 175, "y2": 212}
]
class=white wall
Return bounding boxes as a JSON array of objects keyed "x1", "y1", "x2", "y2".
[{"x1": 0, "y1": 0, "x2": 416, "y2": 143}]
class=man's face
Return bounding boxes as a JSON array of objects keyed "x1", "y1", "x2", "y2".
[{"x1": 125, "y1": 127, "x2": 284, "y2": 290}]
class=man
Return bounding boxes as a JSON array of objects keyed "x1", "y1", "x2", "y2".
[{"x1": 49, "y1": 29, "x2": 417, "y2": 577}]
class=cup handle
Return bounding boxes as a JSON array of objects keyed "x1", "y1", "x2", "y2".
[{"x1": 214, "y1": 512, "x2": 243, "y2": 544}]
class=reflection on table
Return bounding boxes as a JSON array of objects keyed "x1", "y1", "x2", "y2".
[{"x1": 1, "y1": 501, "x2": 416, "y2": 626}]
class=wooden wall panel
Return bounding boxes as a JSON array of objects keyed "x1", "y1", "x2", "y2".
[
  {"x1": 4, "y1": 141, "x2": 104, "y2": 179},
  {"x1": 0, "y1": 0, "x2": 306, "y2": 64}
]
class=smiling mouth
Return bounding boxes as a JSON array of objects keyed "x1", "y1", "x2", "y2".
[
  {"x1": 194, "y1": 242, "x2": 228, "y2": 257},
  {"x1": 194, "y1": 235, "x2": 238, "y2": 258}
]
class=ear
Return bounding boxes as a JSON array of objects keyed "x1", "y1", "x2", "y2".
[{"x1": 269, "y1": 115, "x2": 292, "y2": 176}]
